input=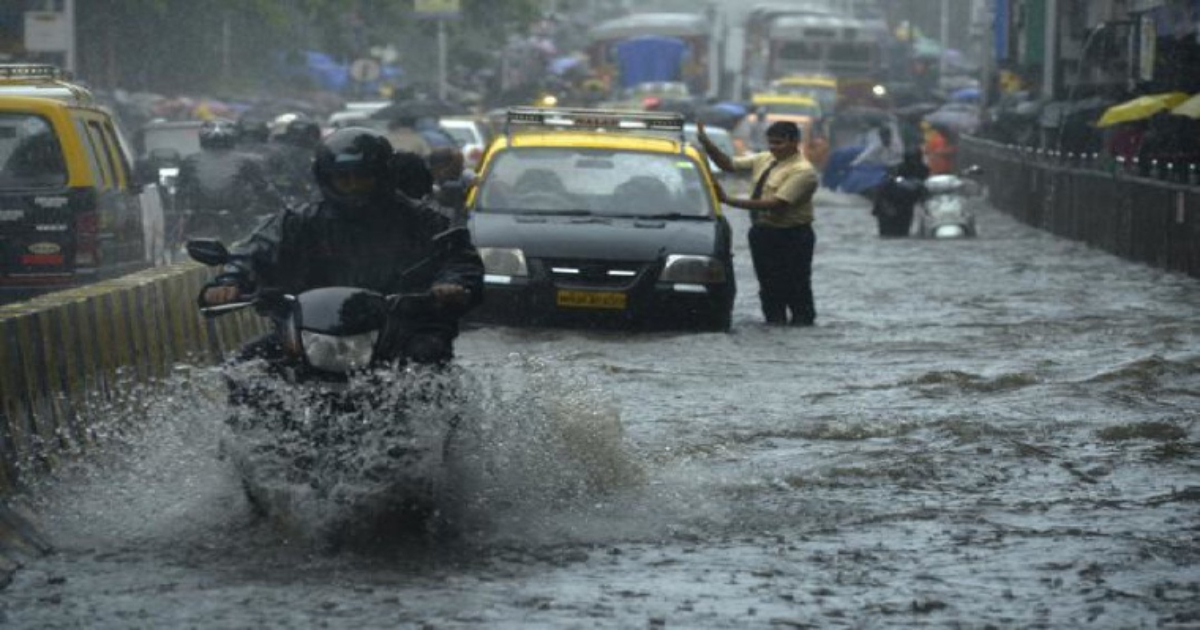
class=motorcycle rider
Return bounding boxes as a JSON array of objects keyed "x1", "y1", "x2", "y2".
[
  {"x1": 200, "y1": 127, "x2": 484, "y2": 365},
  {"x1": 175, "y1": 118, "x2": 276, "y2": 243},
  {"x1": 269, "y1": 113, "x2": 323, "y2": 204}
]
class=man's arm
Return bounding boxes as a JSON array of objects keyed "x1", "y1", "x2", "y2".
[
  {"x1": 719, "y1": 168, "x2": 816, "y2": 213},
  {"x1": 696, "y1": 122, "x2": 737, "y2": 173}
]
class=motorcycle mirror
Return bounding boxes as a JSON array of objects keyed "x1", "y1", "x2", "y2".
[{"x1": 186, "y1": 238, "x2": 231, "y2": 266}]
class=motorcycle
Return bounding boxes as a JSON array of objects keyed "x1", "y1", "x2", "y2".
[
  {"x1": 916, "y1": 165, "x2": 984, "y2": 239},
  {"x1": 187, "y1": 227, "x2": 474, "y2": 541}
]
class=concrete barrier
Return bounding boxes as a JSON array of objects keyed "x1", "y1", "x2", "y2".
[
  {"x1": 0, "y1": 262, "x2": 269, "y2": 496},
  {"x1": 0, "y1": 262, "x2": 269, "y2": 586}
]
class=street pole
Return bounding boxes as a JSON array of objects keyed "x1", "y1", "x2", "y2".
[
  {"x1": 437, "y1": 19, "x2": 448, "y2": 102},
  {"x1": 221, "y1": 11, "x2": 232, "y2": 85},
  {"x1": 64, "y1": 0, "x2": 76, "y2": 74},
  {"x1": 1043, "y1": 0, "x2": 1059, "y2": 102},
  {"x1": 939, "y1": 0, "x2": 950, "y2": 80}
]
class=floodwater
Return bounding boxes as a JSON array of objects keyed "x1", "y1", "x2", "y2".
[{"x1": 3, "y1": 188, "x2": 1198, "y2": 629}]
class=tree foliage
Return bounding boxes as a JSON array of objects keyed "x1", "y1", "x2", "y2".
[{"x1": 74, "y1": 0, "x2": 543, "y2": 95}]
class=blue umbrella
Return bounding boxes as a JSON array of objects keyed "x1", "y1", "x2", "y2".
[
  {"x1": 713, "y1": 101, "x2": 747, "y2": 117},
  {"x1": 950, "y1": 87, "x2": 981, "y2": 103},
  {"x1": 838, "y1": 163, "x2": 889, "y2": 194},
  {"x1": 549, "y1": 55, "x2": 585, "y2": 75}
]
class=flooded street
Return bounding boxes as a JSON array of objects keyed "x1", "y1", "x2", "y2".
[{"x1": 3, "y1": 190, "x2": 1199, "y2": 629}]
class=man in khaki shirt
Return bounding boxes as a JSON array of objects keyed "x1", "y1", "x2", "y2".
[{"x1": 697, "y1": 120, "x2": 818, "y2": 326}]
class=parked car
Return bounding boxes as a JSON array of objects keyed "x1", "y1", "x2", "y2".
[
  {"x1": 466, "y1": 107, "x2": 735, "y2": 331},
  {"x1": 0, "y1": 64, "x2": 163, "y2": 299}
]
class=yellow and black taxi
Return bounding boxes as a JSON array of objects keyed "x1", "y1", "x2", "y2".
[
  {"x1": 466, "y1": 107, "x2": 735, "y2": 331},
  {"x1": 0, "y1": 64, "x2": 159, "y2": 298}
]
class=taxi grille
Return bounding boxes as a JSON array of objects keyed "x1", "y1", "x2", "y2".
[{"x1": 543, "y1": 259, "x2": 649, "y2": 289}]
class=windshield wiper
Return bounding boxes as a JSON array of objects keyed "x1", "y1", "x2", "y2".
[
  {"x1": 478, "y1": 208, "x2": 592, "y2": 216},
  {"x1": 609, "y1": 213, "x2": 710, "y2": 220}
]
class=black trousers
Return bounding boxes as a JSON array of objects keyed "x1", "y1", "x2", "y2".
[{"x1": 748, "y1": 224, "x2": 816, "y2": 325}]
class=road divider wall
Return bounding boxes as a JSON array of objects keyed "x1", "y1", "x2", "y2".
[
  {"x1": 0, "y1": 262, "x2": 268, "y2": 497},
  {"x1": 960, "y1": 136, "x2": 1200, "y2": 279}
]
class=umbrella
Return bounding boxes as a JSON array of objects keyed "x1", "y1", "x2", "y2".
[
  {"x1": 1038, "y1": 96, "x2": 1112, "y2": 128},
  {"x1": 924, "y1": 105, "x2": 980, "y2": 134},
  {"x1": 713, "y1": 101, "x2": 748, "y2": 117},
  {"x1": 950, "y1": 87, "x2": 981, "y2": 103},
  {"x1": 1096, "y1": 92, "x2": 1189, "y2": 128},
  {"x1": 895, "y1": 102, "x2": 940, "y2": 119},
  {"x1": 838, "y1": 163, "x2": 889, "y2": 194},
  {"x1": 548, "y1": 55, "x2": 586, "y2": 76},
  {"x1": 1170, "y1": 93, "x2": 1200, "y2": 118}
]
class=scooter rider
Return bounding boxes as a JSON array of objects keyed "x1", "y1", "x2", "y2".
[{"x1": 200, "y1": 127, "x2": 484, "y2": 364}]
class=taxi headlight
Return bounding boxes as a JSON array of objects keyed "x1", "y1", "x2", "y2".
[
  {"x1": 660, "y1": 254, "x2": 726, "y2": 284},
  {"x1": 301, "y1": 330, "x2": 378, "y2": 373},
  {"x1": 479, "y1": 247, "x2": 528, "y2": 277}
]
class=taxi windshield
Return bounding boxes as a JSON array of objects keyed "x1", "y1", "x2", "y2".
[
  {"x1": 0, "y1": 114, "x2": 67, "y2": 189},
  {"x1": 477, "y1": 147, "x2": 712, "y2": 218}
]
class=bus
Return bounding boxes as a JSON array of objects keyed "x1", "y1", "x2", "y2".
[
  {"x1": 586, "y1": 12, "x2": 715, "y2": 98},
  {"x1": 742, "y1": 3, "x2": 888, "y2": 109}
]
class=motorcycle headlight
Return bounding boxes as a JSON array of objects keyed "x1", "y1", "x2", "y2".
[
  {"x1": 479, "y1": 247, "x2": 528, "y2": 282},
  {"x1": 300, "y1": 330, "x2": 379, "y2": 373},
  {"x1": 934, "y1": 224, "x2": 966, "y2": 239},
  {"x1": 660, "y1": 254, "x2": 727, "y2": 284}
]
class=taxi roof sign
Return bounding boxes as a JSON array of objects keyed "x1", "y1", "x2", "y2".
[
  {"x1": 0, "y1": 64, "x2": 93, "y2": 105},
  {"x1": 505, "y1": 106, "x2": 686, "y2": 150},
  {"x1": 0, "y1": 64, "x2": 66, "y2": 81}
]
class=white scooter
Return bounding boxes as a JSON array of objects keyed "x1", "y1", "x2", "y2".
[{"x1": 916, "y1": 165, "x2": 984, "y2": 239}]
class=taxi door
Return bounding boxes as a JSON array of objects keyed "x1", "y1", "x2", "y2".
[{"x1": 73, "y1": 110, "x2": 147, "y2": 275}]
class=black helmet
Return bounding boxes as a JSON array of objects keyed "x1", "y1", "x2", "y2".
[
  {"x1": 198, "y1": 118, "x2": 238, "y2": 150},
  {"x1": 236, "y1": 116, "x2": 270, "y2": 143},
  {"x1": 313, "y1": 127, "x2": 394, "y2": 209},
  {"x1": 277, "y1": 115, "x2": 322, "y2": 149}
]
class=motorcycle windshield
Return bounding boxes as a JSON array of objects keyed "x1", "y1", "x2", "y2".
[{"x1": 296, "y1": 287, "x2": 388, "y2": 336}]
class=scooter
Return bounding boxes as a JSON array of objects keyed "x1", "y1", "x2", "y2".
[
  {"x1": 916, "y1": 165, "x2": 984, "y2": 239},
  {"x1": 187, "y1": 228, "x2": 473, "y2": 539}
]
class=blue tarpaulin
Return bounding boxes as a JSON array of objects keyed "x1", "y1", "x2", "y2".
[
  {"x1": 614, "y1": 36, "x2": 688, "y2": 89},
  {"x1": 286, "y1": 51, "x2": 402, "y2": 95},
  {"x1": 303, "y1": 51, "x2": 350, "y2": 92}
]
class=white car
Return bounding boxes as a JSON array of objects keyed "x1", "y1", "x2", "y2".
[{"x1": 438, "y1": 117, "x2": 491, "y2": 168}]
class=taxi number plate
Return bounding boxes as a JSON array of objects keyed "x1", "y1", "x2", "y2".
[{"x1": 556, "y1": 290, "x2": 627, "y2": 310}]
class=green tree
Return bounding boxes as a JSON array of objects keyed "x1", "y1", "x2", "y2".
[{"x1": 75, "y1": 0, "x2": 544, "y2": 96}]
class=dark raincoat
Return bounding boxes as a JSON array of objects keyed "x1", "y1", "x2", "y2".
[{"x1": 213, "y1": 195, "x2": 484, "y2": 336}]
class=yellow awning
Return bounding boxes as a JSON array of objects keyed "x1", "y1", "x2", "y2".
[{"x1": 1096, "y1": 92, "x2": 1189, "y2": 127}]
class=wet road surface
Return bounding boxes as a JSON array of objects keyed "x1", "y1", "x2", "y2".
[{"x1": 3, "y1": 188, "x2": 1198, "y2": 628}]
